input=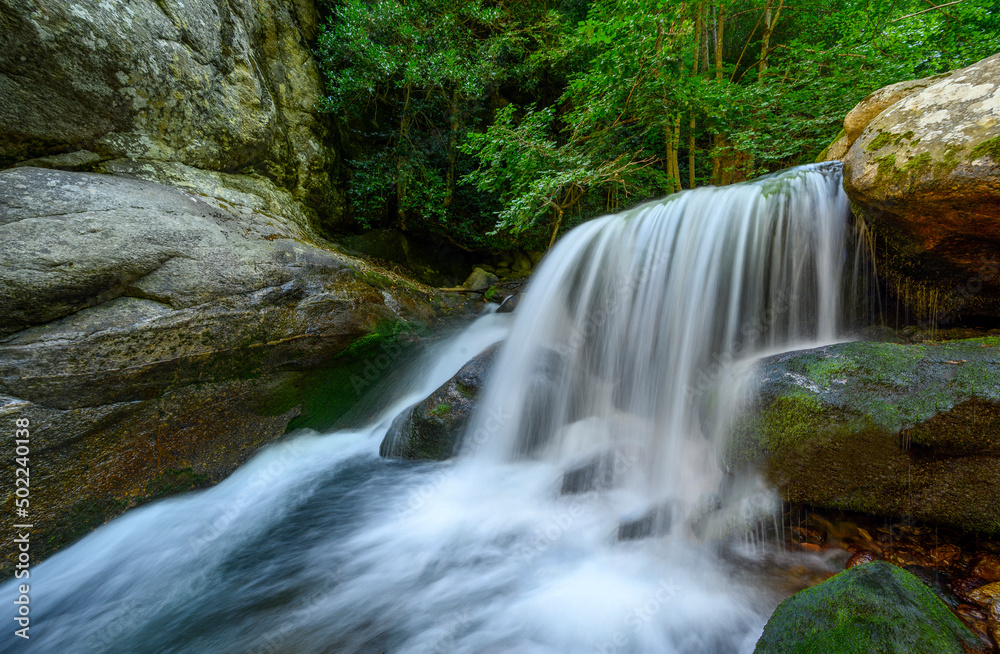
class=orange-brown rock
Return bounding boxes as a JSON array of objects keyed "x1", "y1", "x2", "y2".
[{"x1": 843, "y1": 53, "x2": 1000, "y2": 320}]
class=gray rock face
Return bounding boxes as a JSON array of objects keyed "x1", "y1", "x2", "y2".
[
  {"x1": 380, "y1": 343, "x2": 500, "y2": 460},
  {"x1": 0, "y1": 0, "x2": 340, "y2": 224},
  {"x1": 843, "y1": 76, "x2": 939, "y2": 146},
  {"x1": 842, "y1": 53, "x2": 1000, "y2": 319},
  {"x1": 0, "y1": 167, "x2": 437, "y2": 572},
  {"x1": 724, "y1": 338, "x2": 1000, "y2": 532}
]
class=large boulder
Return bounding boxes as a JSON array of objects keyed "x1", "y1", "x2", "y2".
[
  {"x1": 842, "y1": 53, "x2": 1000, "y2": 320},
  {"x1": 755, "y1": 561, "x2": 988, "y2": 653},
  {"x1": 0, "y1": 167, "x2": 439, "y2": 573},
  {"x1": 380, "y1": 344, "x2": 500, "y2": 460},
  {"x1": 0, "y1": 0, "x2": 341, "y2": 227},
  {"x1": 725, "y1": 338, "x2": 1000, "y2": 532}
]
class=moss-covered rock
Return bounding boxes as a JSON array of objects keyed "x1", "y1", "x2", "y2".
[
  {"x1": 0, "y1": 167, "x2": 443, "y2": 576},
  {"x1": 380, "y1": 344, "x2": 500, "y2": 460},
  {"x1": 726, "y1": 338, "x2": 1000, "y2": 532},
  {"x1": 755, "y1": 561, "x2": 988, "y2": 653},
  {"x1": 842, "y1": 53, "x2": 1000, "y2": 320}
]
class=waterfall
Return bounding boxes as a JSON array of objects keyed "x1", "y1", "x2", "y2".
[
  {"x1": 469, "y1": 162, "x2": 851, "y2": 503},
  {"x1": 2, "y1": 162, "x2": 862, "y2": 654}
]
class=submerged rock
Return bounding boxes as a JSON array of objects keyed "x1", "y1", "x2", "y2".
[
  {"x1": 726, "y1": 338, "x2": 1000, "y2": 532},
  {"x1": 0, "y1": 167, "x2": 437, "y2": 573},
  {"x1": 617, "y1": 502, "x2": 675, "y2": 541},
  {"x1": 755, "y1": 561, "x2": 988, "y2": 653},
  {"x1": 380, "y1": 344, "x2": 500, "y2": 460},
  {"x1": 842, "y1": 53, "x2": 1000, "y2": 320}
]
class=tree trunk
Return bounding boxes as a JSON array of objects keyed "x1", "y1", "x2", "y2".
[
  {"x1": 396, "y1": 82, "x2": 413, "y2": 229},
  {"x1": 758, "y1": 0, "x2": 784, "y2": 81},
  {"x1": 689, "y1": 113, "x2": 696, "y2": 189},
  {"x1": 672, "y1": 114, "x2": 682, "y2": 192},
  {"x1": 445, "y1": 89, "x2": 459, "y2": 208},
  {"x1": 712, "y1": 1, "x2": 726, "y2": 184},
  {"x1": 548, "y1": 206, "x2": 564, "y2": 249}
]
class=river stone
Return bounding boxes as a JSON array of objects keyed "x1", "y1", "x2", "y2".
[
  {"x1": 463, "y1": 267, "x2": 499, "y2": 291},
  {"x1": 380, "y1": 344, "x2": 500, "y2": 460},
  {"x1": 843, "y1": 53, "x2": 1000, "y2": 319},
  {"x1": 0, "y1": 167, "x2": 438, "y2": 575},
  {"x1": 755, "y1": 561, "x2": 988, "y2": 653},
  {"x1": 724, "y1": 338, "x2": 1000, "y2": 532},
  {"x1": 0, "y1": 0, "x2": 341, "y2": 226}
]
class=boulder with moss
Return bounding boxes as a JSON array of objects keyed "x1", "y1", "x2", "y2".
[
  {"x1": 755, "y1": 561, "x2": 989, "y2": 653},
  {"x1": 380, "y1": 344, "x2": 500, "y2": 460},
  {"x1": 725, "y1": 337, "x2": 1000, "y2": 532},
  {"x1": 842, "y1": 53, "x2": 1000, "y2": 320},
  {"x1": 0, "y1": 167, "x2": 443, "y2": 574}
]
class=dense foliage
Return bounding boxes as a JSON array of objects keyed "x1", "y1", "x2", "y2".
[{"x1": 317, "y1": 0, "x2": 1000, "y2": 250}]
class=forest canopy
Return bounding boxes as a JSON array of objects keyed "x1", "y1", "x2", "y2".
[{"x1": 316, "y1": 0, "x2": 1000, "y2": 251}]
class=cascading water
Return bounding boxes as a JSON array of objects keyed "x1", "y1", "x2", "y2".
[{"x1": 3, "y1": 162, "x2": 863, "y2": 654}]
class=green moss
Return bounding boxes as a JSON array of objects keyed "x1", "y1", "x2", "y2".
[
  {"x1": 484, "y1": 286, "x2": 500, "y2": 302},
  {"x1": 900, "y1": 152, "x2": 932, "y2": 175},
  {"x1": 970, "y1": 135, "x2": 1000, "y2": 161},
  {"x1": 755, "y1": 562, "x2": 982, "y2": 654},
  {"x1": 430, "y1": 402, "x2": 451, "y2": 417},
  {"x1": 866, "y1": 130, "x2": 916, "y2": 152},
  {"x1": 804, "y1": 357, "x2": 859, "y2": 386}
]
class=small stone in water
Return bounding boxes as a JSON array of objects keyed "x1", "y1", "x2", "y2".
[
  {"x1": 973, "y1": 554, "x2": 1000, "y2": 582},
  {"x1": 846, "y1": 550, "x2": 878, "y2": 569}
]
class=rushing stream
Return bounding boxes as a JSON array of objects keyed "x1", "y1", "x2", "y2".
[{"x1": 5, "y1": 162, "x2": 865, "y2": 653}]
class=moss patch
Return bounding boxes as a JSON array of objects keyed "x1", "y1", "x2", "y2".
[
  {"x1": 430, "y1": 402, "x2": 451, "y2": 417},
  {"x1": 970, "y1": 135, "x2": 1000, "y2": 161},
  {"x1": 755, "y1": 562, "x2": 983, "y2": 654}
]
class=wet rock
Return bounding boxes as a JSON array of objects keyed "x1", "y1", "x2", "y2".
[
  {"x1": 726, "y1": 338, "x2": 1000, "y2": 533},
  {"x1": 951, "y1": 576, "x2": 991, "y2": 604},
  {"x1": 560, "y1": 452, "x2": 619, "y2": 494},
  {"x1": 842, "y1": 53, "x2": 1000, "y2": 320},
  {"x1": 969, "y1": 582, "x2": 1000, "y2": 620},
  {"x1": 617, "y1": 502, "x2": 675, "y2": 541},
  {"x1": 496, "y1": 294, "x2": 520, "y2": 313},
  {"x1": 755, "y1": 561, "x2": 989, "y2": 653},
  {"x1": 974, "y1": 555, "x2": 1000, "y2": 582},
  {"x1": 380, "y1": 344, "x2": 500, "y2": 460},
  {"x1": 846, "y1": 550, "x2": 878, "y2": 569},
  {"x1": 0, "y1": 167, "x2": 437, "y2": 575}
]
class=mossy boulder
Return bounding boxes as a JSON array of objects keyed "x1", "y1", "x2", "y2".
[
  {"x1": 726, "y1": 338, "x2": 1000, "y2": 532},
  {"x1": 380, "y1": 344, "x2": 500, "y2": 460},
  {"x1": 755, "y1": 561, "x2": 988, "y2": 653},
  {"x1": 842, "y1": 53, "x2": 1000, "y2": 320},
  {"x1": 0, "y1": 167, "x2": 441, "y2": 575}
]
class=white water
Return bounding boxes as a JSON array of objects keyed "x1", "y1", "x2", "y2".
[{"x1": 4, "y1": 163, "x2": 857, "y2": 653}]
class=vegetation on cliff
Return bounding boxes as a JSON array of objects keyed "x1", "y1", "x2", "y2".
[{"x1": 316, "y1": 0, "x2": 1000, "y2": 250}]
